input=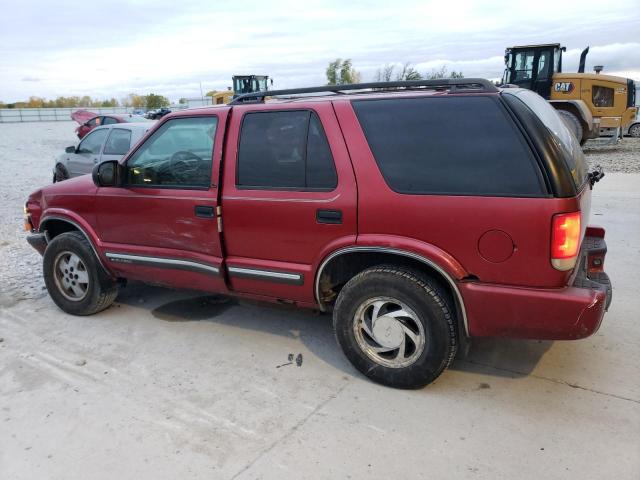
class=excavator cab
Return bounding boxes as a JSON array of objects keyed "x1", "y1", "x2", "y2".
[
  {"x1": 232, "y1": 75, "x2": 270, "y2": 99},
  {"x1": 503, "y1": 44, "x2": 565, "y2": 99}
]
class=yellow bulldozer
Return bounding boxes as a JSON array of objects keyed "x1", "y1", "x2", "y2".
[{"x1": 502, "y1": 43, "x2": 637, "y2": 144}]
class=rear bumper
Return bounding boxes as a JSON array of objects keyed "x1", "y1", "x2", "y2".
[{"x1": 463, "y1": 229, "x2": 611, "y2": 340}]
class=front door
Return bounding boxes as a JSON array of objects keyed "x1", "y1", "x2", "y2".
[
  {"x1": 68, "y1": 127, "x2": 109, "y2": 176},
  {"x1": 94, "y1": 111, "x2": 229, "y2": 293},
  {"x1": 221, "y1": 102, "x2": 357, "y2": 305}
]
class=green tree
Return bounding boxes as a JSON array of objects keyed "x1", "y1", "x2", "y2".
[
  {"x1": 145, "y1": 93, "x2": 170, "y2": 109},
  {"x1": 425, "y1": 66, "x2": 464, "y2": 80},
  {"x1": 326, "y1": 58, "x2": 361, "y2": 85},
  {"x1": 178, "y1": 97, "x2": 188, "y2": 104}
]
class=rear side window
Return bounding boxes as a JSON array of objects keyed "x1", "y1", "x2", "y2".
[
  {"x1": 352, "y1": 96, "x2": 544, "y2": 196},
  {"x1": 237, "y1": 110, "x2": 337, "y2": 190},
  {"x1": 104, "y1": 128, "x2": 132, "y2": 155},
  {"x1": 103, "y1": 116, "x2": 119, "y2": 125}
]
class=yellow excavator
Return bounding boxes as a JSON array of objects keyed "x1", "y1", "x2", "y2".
[
  {"x1": 208, "y1": 75, "x2": 272, "y2": 105},
  {"x1": 502, "y1": 43, "x2": 637, "y2": 144}
]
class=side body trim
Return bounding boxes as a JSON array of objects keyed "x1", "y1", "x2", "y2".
[
  {"x1": 105, "y1": 252, "x2": 219, "y2": 276},
  {"x1": 227, "y1": 266, "x2": 303, "y2": 285},
  {"x1": 314, "y1": 246, "x2": 469, "y2": 335}
]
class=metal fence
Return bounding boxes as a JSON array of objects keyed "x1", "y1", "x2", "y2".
[{"x1": 0, "y1": 107, "x2": 137, "y2": 123}]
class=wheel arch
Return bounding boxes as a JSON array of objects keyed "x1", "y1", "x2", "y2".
[
  {"x1": 314, "y1": 246, "x2": 470, "y2": 336},
  {"x1": 39, "y1": 215, "x2": 110, "y2": 275}
]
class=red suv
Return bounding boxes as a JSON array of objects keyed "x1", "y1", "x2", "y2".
[{"x1": 25, "y1": 79, "x2": 611, "y2": 389}]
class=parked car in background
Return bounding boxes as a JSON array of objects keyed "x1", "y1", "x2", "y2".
[
  {"x1": 132, "y1": 109, "x2": 146, "y2": 116},
  {"x1": 145, "y1": 107, "x2": 171, "y2": 120},
  {"x1": 53, "y1": 123, "x2": 151, "y2": 182},
  {"x1": 71, "y1": 110, "x2": 153, "y2": 139},
  {"x1": 624, "y1": 110, "x2": 640, "y2": 137}
]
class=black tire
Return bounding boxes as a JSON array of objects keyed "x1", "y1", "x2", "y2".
[
  {"x1": 557, "y1": 110, "x2": 584, "y2": 144},
  {"x1": 43, "y1": 231, "x2": 118, "y2": 315},
  {"x1": 629, "y1": 124, "x2": 640, "y2": 138},
  {"x1": 53, "y1": 163, "x2": 68, "y2": 183},
  {"x1": 333, "y1": 266, "x2": 457, "y2": 389}
]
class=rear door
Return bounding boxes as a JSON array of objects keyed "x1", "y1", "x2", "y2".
[
  {"x1": 100, "y1": 127, "x2": 134, "y2": 163},
  {"x1": 220, "y1": 102, "x2": 357, "y2": 304},
  {"x1": 94, "y1": 110, "x2": 229, "y2": 293}
]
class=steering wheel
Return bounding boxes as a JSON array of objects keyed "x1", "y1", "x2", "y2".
[{"x1": 169, "y1": 150, "x2": 202, "y2": 165}]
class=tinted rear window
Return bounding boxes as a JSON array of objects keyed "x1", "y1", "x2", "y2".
[{"x1": 352, "y1": 96, "x2": 544, "y2": 196}]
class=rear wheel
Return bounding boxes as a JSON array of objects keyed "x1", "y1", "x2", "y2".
[
  {"x1": 333, "y1": 266, "x2": 457, "y2": 389},
  {"x1": 629, "y1": 124, "x2": 640, "y2": 138},
  {"x1": 43, "y1": 232, "x2": 118, "y2": 315},
  {"x1": 557, "y1": 110, "x2": 584, "y2": 144}
]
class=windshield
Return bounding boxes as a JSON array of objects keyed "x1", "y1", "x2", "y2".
[{"x1": 503, "y1": 89, "x2": 588, "y2": 189}]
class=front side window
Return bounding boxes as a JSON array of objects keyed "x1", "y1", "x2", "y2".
[
  {"x1": 237, "y1": 110, "x2": 337, "y2": 190},
  {"x1": 78, "y1": 128, "x2": 109, "y2": 154},
  {"x1": 592, "y1": 86, "x2": 614, "y2": 107},
  {"x1": 86, "y1": 117, "x2": 99, "y2": 127},
  {"x1": 352, "y1": 96, "x2": 544, "y2": 197},
  {"x1": 102, "y1": 116, "x2": 119, "y2": 125},
  {"x1": 126, "y1": 117, "x2": 217, "y2": 188},
  {"x1": 104, "y1": 128, "x2": 132, "y2": 155}
]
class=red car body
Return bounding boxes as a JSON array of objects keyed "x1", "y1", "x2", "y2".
[
  {"x1": 71, "y1": 110, "x2": 137, "y2": 139},
  {"x1": 29, "y1": 85, "x2": 610, "y2": 343}
]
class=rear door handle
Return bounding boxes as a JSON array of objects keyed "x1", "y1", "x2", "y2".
[
  {"x1": 195, "y1": 205, "x2": 215, "y2": 218},
  {"x1": 316, "y1": 209, "x2": 342, "y2": 224}
]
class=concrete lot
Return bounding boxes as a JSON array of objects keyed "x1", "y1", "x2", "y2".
[{"x1": 0, "y1": 122, "x2": 639, "y2": 479}]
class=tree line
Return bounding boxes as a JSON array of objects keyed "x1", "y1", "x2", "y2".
[
  {"x1": 326, "y1": 58, "x2": 463, "y2": 85},
  {"x1": 0, "y1": 93, "x2": 170, "y2": 109}
]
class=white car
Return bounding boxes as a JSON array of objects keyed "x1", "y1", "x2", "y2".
[
  {"x1": 54, "y1": 123, "x2": 151, "y2": 182},
  {"x1": 625, "y1": 112, "x2": 640, "y2": 137}
]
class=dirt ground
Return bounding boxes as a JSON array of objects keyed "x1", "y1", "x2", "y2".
[{"x1": 1, "y1": 122, "x2": 639, "y2": 479}]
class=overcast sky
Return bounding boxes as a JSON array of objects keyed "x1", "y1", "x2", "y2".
[{"x1": 1, "y1": 0, "x2": 638, "y2": 102}]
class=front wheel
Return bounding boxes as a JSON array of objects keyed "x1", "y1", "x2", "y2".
[
  {"x1": 43, "y1": 232, "x2": 118, "y2": 315},
  {"x1": 333, "y1": 266, "x2": 457, "y2": 389}
]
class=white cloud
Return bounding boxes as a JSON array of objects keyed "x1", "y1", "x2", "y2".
[{"x1": 0, "y1": 0, "x2": 638, "y2": 102}]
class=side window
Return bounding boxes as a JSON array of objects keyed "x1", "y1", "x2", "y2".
[
  {"x1": 102, "y1": 116, "x2": 119, "y2": 125},
  {"x1": 514, "y1": 50, "x2": 535, "y2": 80},
  {"x1": 126, "y1": 117, "x2": 217, "y2": 188},
  {"x1": 352, "y1": 96, "x2": 544, "y2": 197},
  {"x1": 86, "y1": 117, "x2": 98, "y2": 126},
  {"x1": 104, "y1": 128, "x2": 132, "y2": 155},
  {"x1": 237, "y1": 110, "x2": 337, "y2": 190},
  {"x1": 592, "y1": 86, "x2": 614, "y2": 107},
  {"x1": 78, "y1": 128, "x2": 109, "y2": 154}
]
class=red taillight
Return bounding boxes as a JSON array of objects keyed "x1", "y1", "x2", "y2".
[{"x1": 551, "y1": 212, "x2": 581, "y2": 270}]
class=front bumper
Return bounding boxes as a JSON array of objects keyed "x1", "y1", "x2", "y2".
[
  {"x1": 462, "y1": 229, "x2": 611, "y2": 340},
  {"x1": 27, "y1": 232, "x2": 47, "y2": 256}
]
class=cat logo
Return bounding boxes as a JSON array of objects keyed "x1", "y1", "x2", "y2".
[{"x1": 554, "y1": 82, "x2": 574, "y2": 93}]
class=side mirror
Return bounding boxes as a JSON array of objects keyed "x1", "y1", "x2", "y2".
[
  {"x1": 92, "y1": 160, "x2": 122, "y2": 187},
  {"x1": 65, "y1": 145, "x2": 76, "y2": 153}
]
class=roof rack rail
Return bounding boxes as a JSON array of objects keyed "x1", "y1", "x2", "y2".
[{"x1": 229, "y1": 78, "x2": 499, "y2": 104}]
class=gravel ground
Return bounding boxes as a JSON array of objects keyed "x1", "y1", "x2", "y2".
[
  {"x1": 584, "y1": 137, "x2": 640, "y2": 173},
  {"x1": 0, "y1": 122, "x2": 77, "y2": 306}
]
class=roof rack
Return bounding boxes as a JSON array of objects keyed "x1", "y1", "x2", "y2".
[{"x1": 229, "y1": 78, "x2": 498, "y2": 104}]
